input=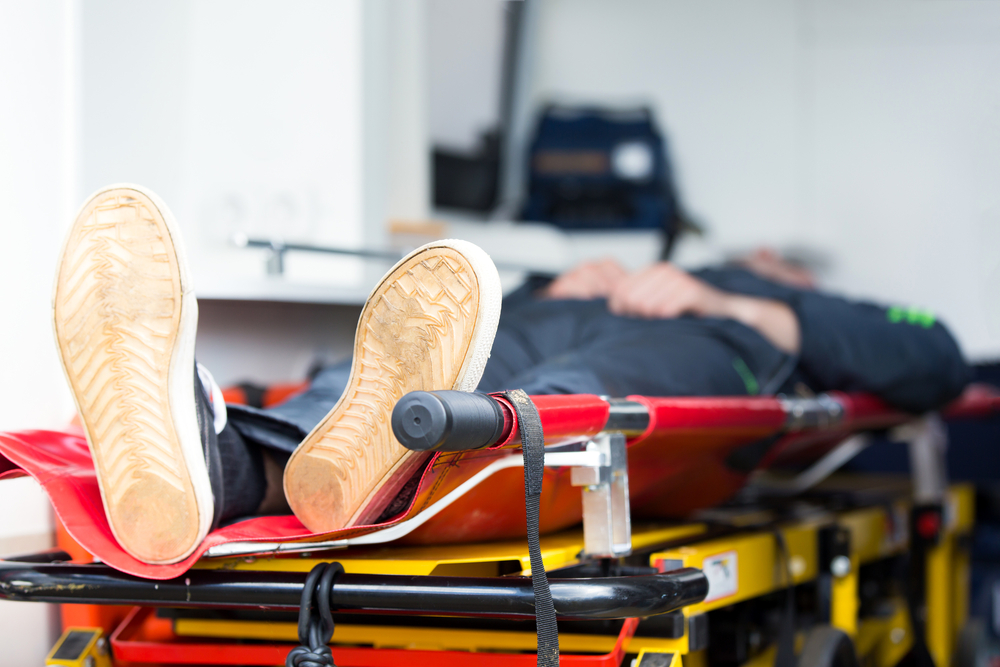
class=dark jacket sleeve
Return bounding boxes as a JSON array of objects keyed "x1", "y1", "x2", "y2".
[
  {"x1": 694, "y1": 267, "x2": 972, "y2": 413},
  {"x1": 788, "y1": 292, "x2": 971, "y2": 412}
]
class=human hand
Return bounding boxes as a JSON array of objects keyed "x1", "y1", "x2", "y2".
[
  {"x1": 609, "y1": 261, "x2": 801, "y2": 353},
  {"x1": 542, "y1": 258, "x2": 629, "y2": 300},
  {"x1": 608, "y1": 262, "x2": 728, "y2": 319},
  {"x1": 737, "y1": 247, "x2": 816, "y2": 290}
]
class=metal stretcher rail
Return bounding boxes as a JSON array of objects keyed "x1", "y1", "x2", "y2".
[
  {"x1": 0, "y1": 558, "x2": 707, "y2": 620},
  {"x1": 390, "y1": 386, "x2": 1000, "y2": 453}
]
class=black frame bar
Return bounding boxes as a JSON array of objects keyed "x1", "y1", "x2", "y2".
[{"x1": 0, "y1": 558, "x2": 706, "y2": 620}]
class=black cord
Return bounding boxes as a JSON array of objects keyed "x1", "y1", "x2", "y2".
[
  {"x1": 770, "y1": 529, "x2": 797, "y2": 667},
  {"x1": 286, "y1": 562, "x2": 344, "y2": 667}
]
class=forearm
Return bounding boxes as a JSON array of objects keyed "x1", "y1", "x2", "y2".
[{"x1": 705, "y1": 293, "x2": 801, "y2": 355}]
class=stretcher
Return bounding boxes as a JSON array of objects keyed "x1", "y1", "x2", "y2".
[
  {"x1": 0, "y1": 386, "x2": 995, "y2": 578},
  {"x1": 16, "y1": 481, "x2": 977, "y2": 667},
  {"x1": 1, "y1": 385, "x2": 998, "y2": 667}
]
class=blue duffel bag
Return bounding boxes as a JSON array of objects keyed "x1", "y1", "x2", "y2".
[{"x1": 521, "y1": 105, "x2": 685, "y2": 247}]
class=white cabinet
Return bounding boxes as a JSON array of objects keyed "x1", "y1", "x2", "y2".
[{"x1": 79, "y1": 0, "x2": 427, "y2": 304}]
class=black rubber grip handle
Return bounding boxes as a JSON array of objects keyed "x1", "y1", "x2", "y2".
[{"x1": 392, "y1": 390, "x2": 505, "y2": 452}]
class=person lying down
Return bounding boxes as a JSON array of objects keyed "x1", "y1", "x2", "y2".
[{"x1": 52, "y1": 185, "x2": 971, "y2": 565}]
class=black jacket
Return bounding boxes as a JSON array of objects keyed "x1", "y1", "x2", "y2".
[{"x1": 694, "y1": 267, "x2": 971, "y2": 413}]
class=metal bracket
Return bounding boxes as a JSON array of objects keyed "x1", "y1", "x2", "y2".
[
  {"x1": 567, "y1": 432, "x2": 632, "y2": 559},
  {"x1": 892, "y1": 413, "x2": 948, "y2": 505},
  {"x1": 635, "y1": 650, "x2": 681, "y2": 667},
  {"x1": 46, "y1": 627, "x2": 111, "y2": 667},
  {"x1": 264, "y1": 239, "x2": 286, "y2": 276},
  {"x1": 780, "y1": 394, "x2": 845, "y2": 431},
  {"x1": 749, "y1": 433, "x2": 872, "y2": 495}
]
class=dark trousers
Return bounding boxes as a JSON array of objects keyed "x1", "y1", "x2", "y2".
[
  {"x1": 227, "y1": 295, "x2": 791, "y2": 456},
  {"x1": 212, "y1": 292, "x2": 792, "y2": 521}
]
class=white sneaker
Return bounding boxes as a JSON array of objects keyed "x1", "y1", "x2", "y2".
[
  {"x1": 283, "y1": 240, "x2": 501, "y2": 533},
  {"x1": 53, "y1": 185, "x2": 214, "y2": 564}
]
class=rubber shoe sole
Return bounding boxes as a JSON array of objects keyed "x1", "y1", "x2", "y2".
[
  {"x1": 283, "y1": 240, "x2": 501, "y2": 533},
  {"x1": 53, "y1": 185, "x2": 212, "y2": 564}
]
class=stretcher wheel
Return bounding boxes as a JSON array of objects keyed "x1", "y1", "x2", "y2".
[{"x1": 796, "y1": 626, "x2": 859, "y2": 667}]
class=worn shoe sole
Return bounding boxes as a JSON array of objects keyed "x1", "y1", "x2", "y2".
[
  {"x1": 283, "y1": 240, "x2": 501, "y2": 533},
  {"x1": 53, "y1": 185, "x2": 212, "y2": 564}
]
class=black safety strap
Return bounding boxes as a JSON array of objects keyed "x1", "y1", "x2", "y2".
[
  {"x1": 905, "y1": 549, "x2": 936, "y2": 667},
  {"x1": 770, "y1": 529, "x2": 796, "y2": 667},
  {"x1": 502, "y1": 389, "x2": 559, "y2": 667}
]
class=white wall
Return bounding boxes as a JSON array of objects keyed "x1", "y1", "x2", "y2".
[
  {"x1": 0, "y1": 0, "x2": 76, "y2": 659},
  {"x1": 511, "y1": 0, "x2": 1000, "y2": 361},
  {"x1": 80, "y1": 0, "x2": 368, "y2": 297},
  {"x1": 196, "y1": 301, "x2": 360, "y2": 386},
  {"x1": 427, "y1": 0, "x2": 506, "y2": 151},
  {"x1": 364, "y1": 0, "x2": 431, "y2": 241},
  {"x1": 79, "y1": 0, "x2": 431, "y2": 383},
  {"x1": 804, "y1": 0, "x2": 1000, "y2": 362}
]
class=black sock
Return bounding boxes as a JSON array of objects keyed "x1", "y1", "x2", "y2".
[{"x1": 214, "y1": 423, "x2": 268, "y2": 523}]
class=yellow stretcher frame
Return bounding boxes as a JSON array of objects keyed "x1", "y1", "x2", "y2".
[
  {"x1": 644, "y1": 482, "x2": 973, "y2": 666},
  {"x1": 192, "y1": 522, "x2": 707, "y2": 576},
  {"x1": 166, "y1": 479, "x2": 974, "y2": 667},
  {"x1": 45, "y1": 627, "x2": 113, "y2": 667}
]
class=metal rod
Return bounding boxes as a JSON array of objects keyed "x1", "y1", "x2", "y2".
[
  {"x1": 605, "y1": 399, "x2": 650, "y2": 435},
  {"x1": 750, "y1": 433, "x2": 872, "y2": 495},
  {"x1": 236, "y1": 236, "x2": 405, "y2": 262},
  {"x1": 233, "y1": 235, "x2": 547, "y2": 274},
  {"x1": 0, "y1": 560, "x2": 707, "y2": 620}
]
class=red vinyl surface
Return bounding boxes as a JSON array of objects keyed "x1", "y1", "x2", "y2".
[
  {"x1": 0, "y1": 386, "x2": 996, "y2": 579},
  {"x1": 626, "y1": 395, "x2": 788, "y2": 518}
]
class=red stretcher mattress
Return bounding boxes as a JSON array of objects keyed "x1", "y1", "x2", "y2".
[{"x1": 1, "y1": 385, "x2": 997, "y2": 580}]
